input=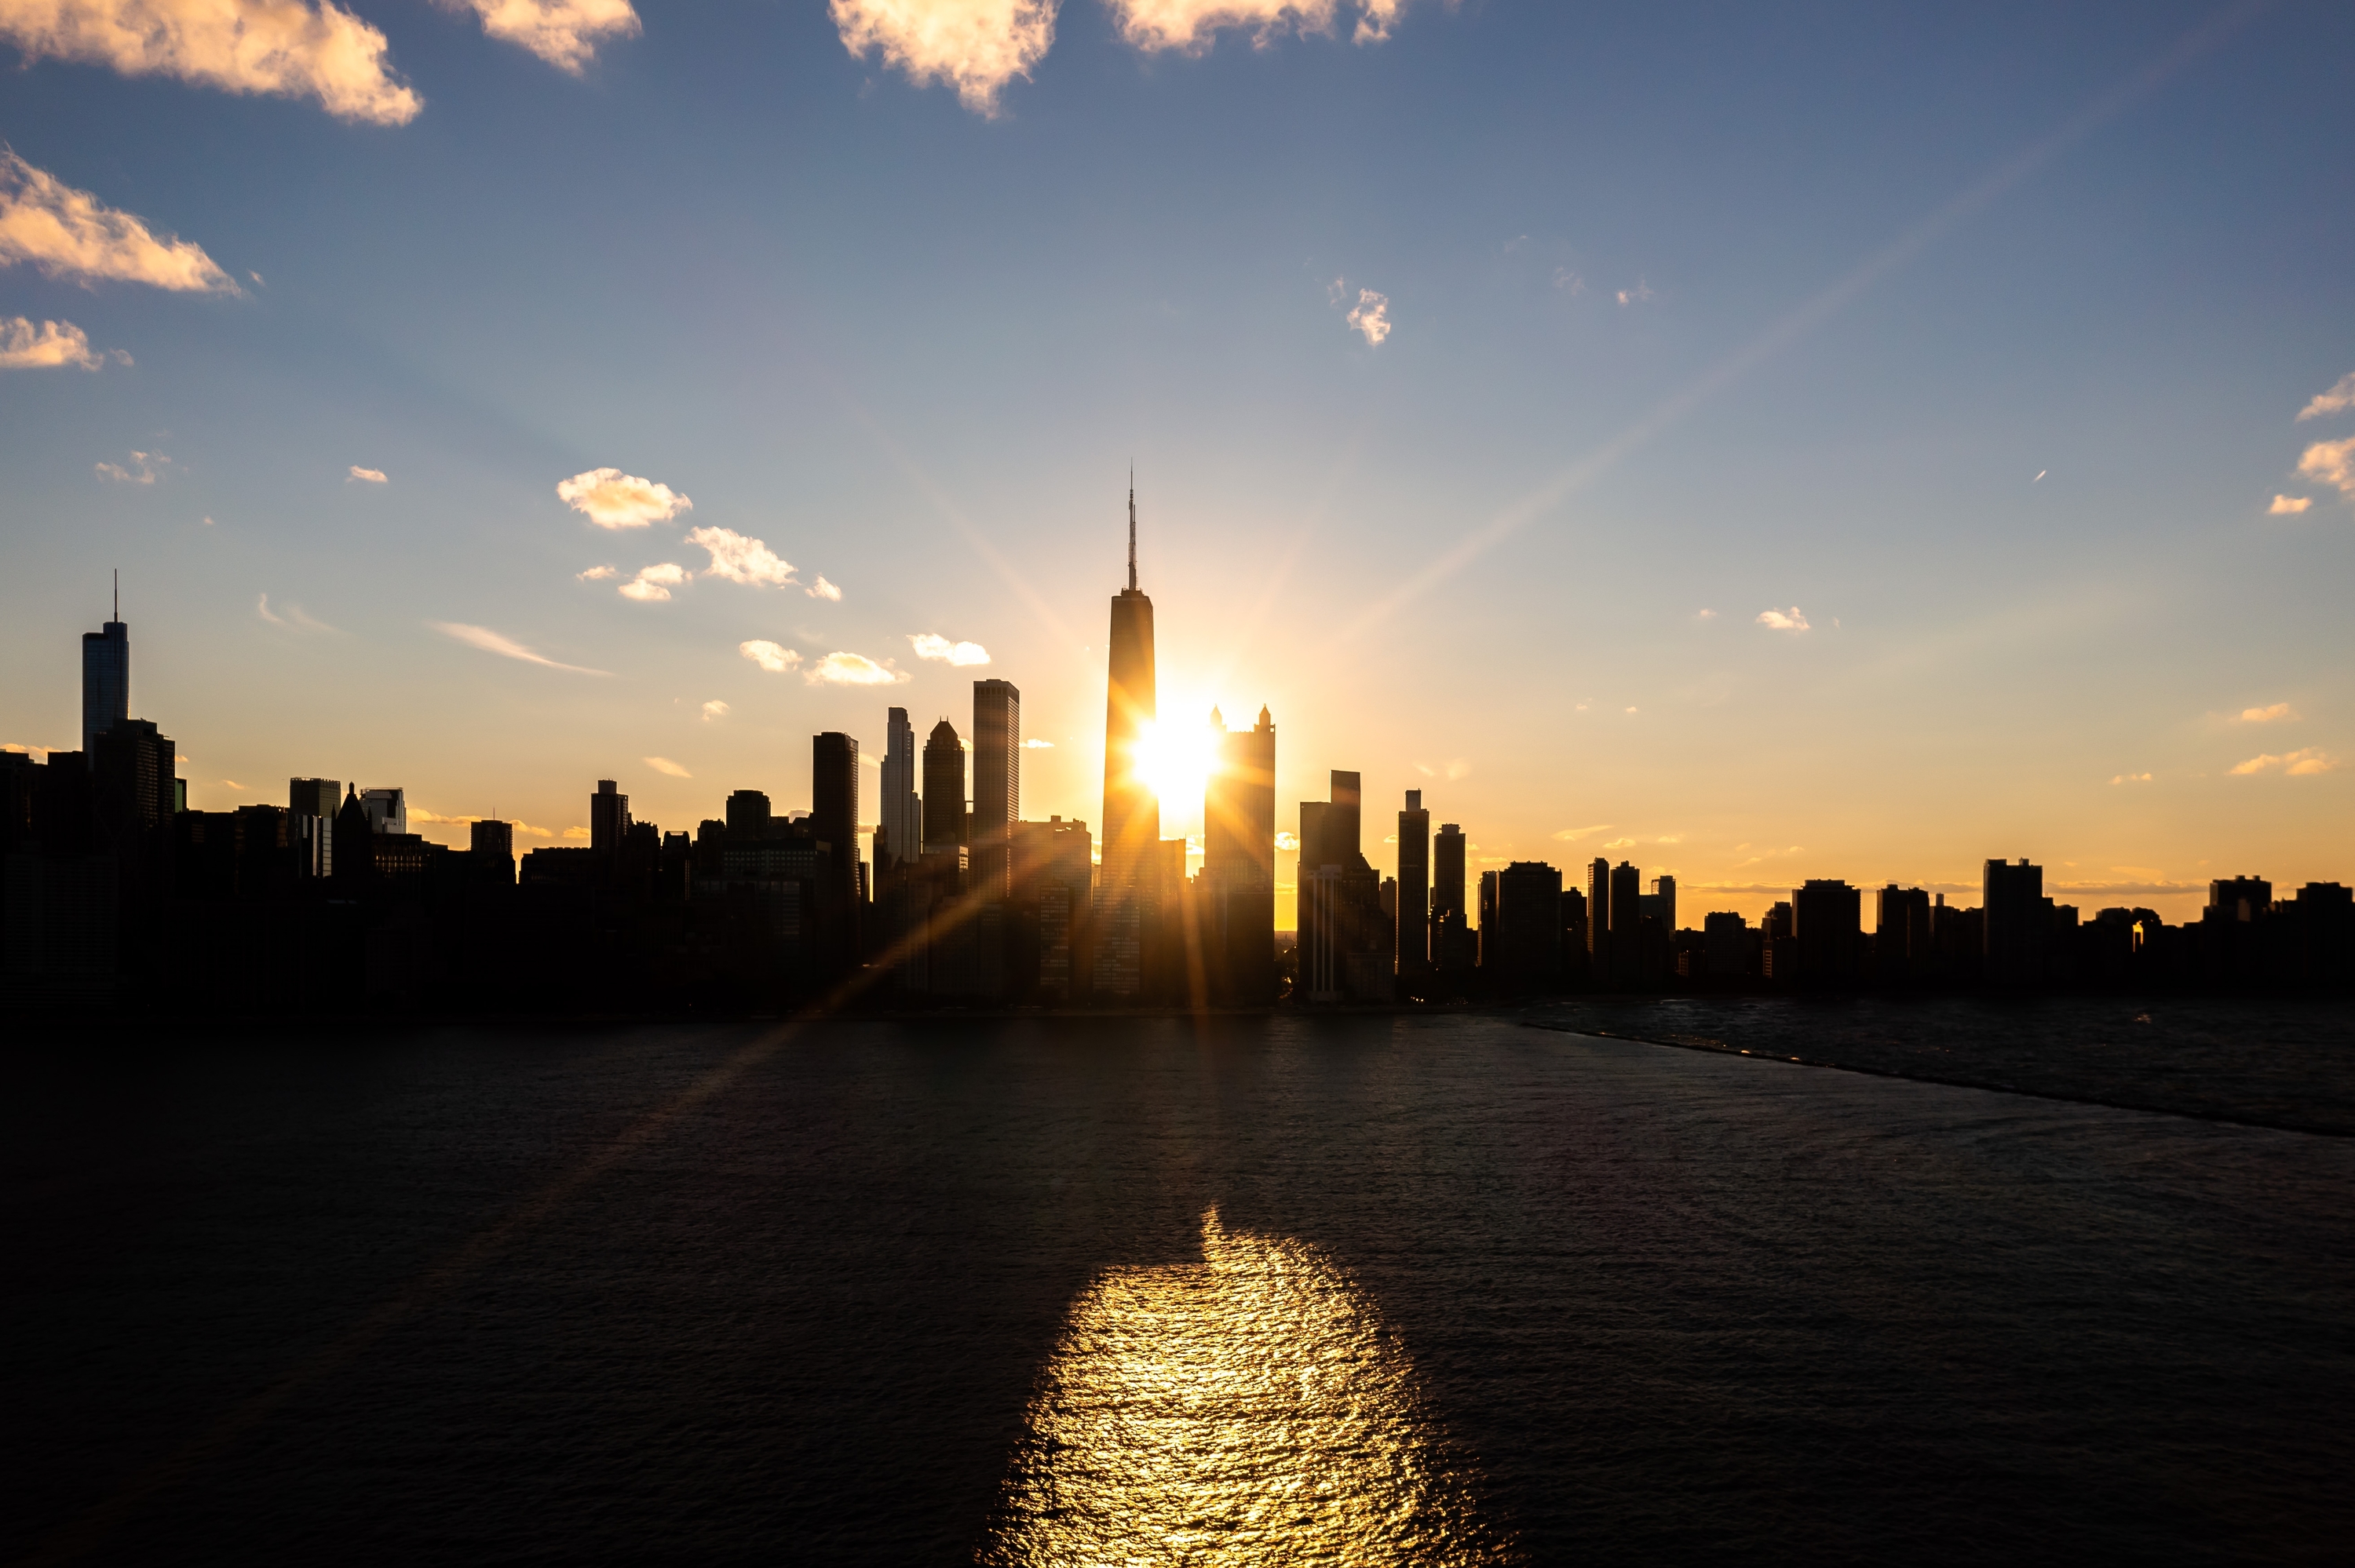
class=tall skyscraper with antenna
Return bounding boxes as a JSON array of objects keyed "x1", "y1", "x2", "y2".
[
  {"x1": 82, "y1": 572, "x2": 129, "y2": 757},
  {"x1": 1094, "y1": 476, "x2": 1159, "y2": 997},
  {"x1": 878, "y1": 706, "x2": 919, "y2": 871}
]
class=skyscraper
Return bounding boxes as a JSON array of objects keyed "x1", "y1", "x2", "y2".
[
  {"x1": 1094, "y1": 479, "x2": 1158, "y2": 997},
  {"x1": 1396, "y1": 789, "x2": 1429, "y2": 973},
  {"x1": 1433, "y1": 822, "x2": 1470, "y2": 973},
  {"x1": 812, "y1": 732, "x2": 860, "y2": 903},
  {"x1": 1203, "y1": 704, "x2": 1276, "y2": 1003},
  {"x1": 1984, "y1": 857, "x2": 2046, "y2": 986},
  {"x1": 878, "y1": 706, "x2": 919, "y2": 872},
  {"x1": 922, "y1": 719, "x2": 966, "y2": 855},
  {"x1": 971, "y1": 680, "x2": 1020, "y2": 899},
  {"x1": 590, "y1": 781, "x2": 628, "y2": 859},
  {"x1": 81, "y1": 584, "x2": 128, "y2": 757},
  {"x1": 290, "y1": 777, "x2": 341, "y2": 877}
]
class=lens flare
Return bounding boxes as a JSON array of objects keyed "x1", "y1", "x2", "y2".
[
  {"x1": 1130, "y1": 717, "x2": 1218, "y2": 821},
  {"x1": 984, "y1": 1209, "x2": 1513, "y2": 1566}
]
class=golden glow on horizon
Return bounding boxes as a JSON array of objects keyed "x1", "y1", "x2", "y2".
[
  {"x1": 983, "y1": 1209, "x2": 1507, "y2": 1566},
  {"x1": 1130, "y1": 715, "x2": 1218, "y2": 828}
]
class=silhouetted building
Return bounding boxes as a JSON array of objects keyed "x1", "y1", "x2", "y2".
[
  {"x1": 1876, "y1": 884, "x2": 1930, "y2": 978},
  {"x1": 878, "y1": 706, "x2": 919, "y2": 873},
  {"x1": 1486, "y1": 860, "x2": 1562, "y2": 986},
  {"x1": 1433, "y1": 822, "x2": 1472, "y2": 975},
  {"x1": 1095, "y1": 481, "x2": 1159, "y2": 998},
  {"x1": 1202, "y1": 705, "x2": 1276, "y2": 1004},
  {"x1": 1396, "y1": 789, "x2": 1429, "y2": 975},
  {"x1": 1791, "y1": 878, "x2": 1862, "y2": 984},
  {"x1": 922, "y1": 720, "x2": 966, "y2": 856},
  {"x1": 970, "y1": 682, "x2": 1018, "y2": 899},
  {"x1": 289, "y1": 777, "x2": 340, "y2": 877},
  {"x1": 1702, "y1": 911, "x2": 1753, "y2": 980},
  {"x1": 1011, "y1": 815, "x2": 1092, "y2": 1001},
  {"x1": 1296, "y1": 771, "x2": 1388, "y2": 1003},
  {"x1": 1639, "y1": 874, "x2": 1676, "y2": 934},
  {"x1": 812, "y1": 731, "x2": 861, "y2": 911},
  {"x1": 1984, "y1": 858, "x2": 2046, "y2": 986},
  {"x1": 81, "y1": 605, "x2": 128, "y2": 757},
  {"x1": 590, "y1": 781, "x2": 627, "y2": 862},
  {"x1": 470, "y1": 818, "x2": 515, "y2": 884}
]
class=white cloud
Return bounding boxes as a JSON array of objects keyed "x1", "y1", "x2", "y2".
[
  {"x1": 1550, "y1": 824, "x2": 1612, "y2": 842},
  {"x1": 1344, "y1": 287, "x2": 1389, "y2": 345},
  {"x1": 910, "y1": 631, "x2": 990, "y2": 665},
  {"x1": 2296, "y1": 437, "x2": 2355, "y2": 498},
  {"x1": 2237, "y1": 702, "x2": 2296, "y2": 724},
  {"x1": 1757, "y1": 606, "x2": 1810, "y2": 632},
  {"x1": 1275, "y1": 830, "x2": 1300, "y2": 851},
  {"x1": 1696, "y1": 607, "x2": 1717, "y2": 619},
  {"x1": 2296, "y1": 371, "x2": 2355, "y2": 422},
  {"x1": 805, "y1": 574, "x2": 842, "y2": 601},
  {"x1": 688, "y1": 525, "x2": 796, "y2": 586},
  {"x1": 617, "y1": 561, "x2": 688, "y2": 601},
  {"x1": 0, "y1": 151, "x2": 236, "y2": 292},
  {"x1": 806, "y1": 651, "x2": 908, "y2": 686},
  {"x1": 451, "y1": 0, "x2": 637, "y2": 73},
  {"x1": 256, "y1": 593, "x2": 334, "y2": 631},
  {"x1": 1601, "y1": 836, "x2": 1635, "y2": 849},
  {"x1": 700, "y1": 698, "x2": 728, "y2": 720},
  {"x1": 576, "y1": 564, "x2": 617, "y2": 580},
  {"x1": 1022, "y1": 737, "x2": 1054, "y2": 748},
  {"x1": 1104, "y1": 0, "x2": 1400, "y2": 53},
  {"x1": 828, "y1": 0, "x2": 1054, "y2": 115},
  {"x1": 2231, "y1": 747, "x2": 2339, "y2": 777},
  {"x1": 739, "y1": 639, "x2": 801, "y2": 673},
  {"x1": 1551, "y1": 267, "x2": 1583, "y2": 294},
  {"x1": 2109, "y1": 772, "x2": 2152, "y2": 785},
  {"x1": 347, "y1": 464, "x2": 386, "y2": 483},
  {"x1": 2269, "y1": 494, "x2": 2313, "y2": 515},
  {"x1": 431, "y1": 621, "x2": 608, "y2": 675},
  {"x1": 643, "y1": 755, "x2": 690, "y2": 779},
  {"x1": 0, "y1": 315, "x2": 110, "y2": 370},
  {"x1": 0, "y1": 0, "x2": 423, "y2": 123},
  {"x1": 1616, "y1": 278, "x2": 1656, "y2": 306},
  {"x1": 96, "y1": 450, "x2": 163, "y2": 483},
  {"x1": 556, "y1": 467, "x2": 692, "y2": 529}
]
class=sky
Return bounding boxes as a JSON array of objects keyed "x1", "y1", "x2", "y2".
[{"x1": 2, "y1": 0, "x2": 2352, "y2": 924}]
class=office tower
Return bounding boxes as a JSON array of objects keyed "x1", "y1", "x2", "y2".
[
  {"x1": 1095, "y1": 480, "x2": 1159, "y2": 997},
  {"x1": 1011, "y1": 816, "x2": 1094, "y2": 1001},
  {"x1": 1876, "y1": 884, "x2": 1931, "y2": 975},
  {"x1": 878, "y1": 707, "x2": 920, "y2": 873},
  {"x1": 1432, "y1": 822, "x2": 1469, "y2": 973},
  {"x1": 81, "y1": 585, "x2": 129, "y2": 757},
  {"x1": 360, "y1": 787, "x2": 407, "y2": 837},
  {"x1": 289, "y1": 777, "x2": 341, "y2": 877},
  {"x1": 971, "y1": 681, "x2": 1020, "y2": 899},
  {"x1": 2206, "y1": 875, "x2": 2272, "y2": 923},
  {"x1": 1396, "y1": 789, "x2": 1429, "y2": 973},
  {"x1": 1983, "y1": 858, "x2": 2046, "y2": 986},
  {"x1": 1703, "y1": 911, "x2": 1752, "y2": 979},
  {"x1": 1586, "y1": 859, "x2": 1610, "y2": 954},
  {"x1": 1488, "y1": 861, "x2": 1563, "y2": 983},
  {"x1": 812, "y1": 731, "x2": 860, "y2": 900},
  {"x1": 1638, "y1": 874, "x2": 1676, "y2": 933},
  {"x1": 1296, "y1": 770, "x2": 1386, "y2": 1003},
  {"x1": 922, "y1": 719, "x2": 966, "y2": 854},
  {"x1": 471, "y1": 818, "x2": 515, "y2": 884},
  {"x1": 90, "y1": 718, "x2": 174, "y2": 841},
  {"x1": 589, "y1": 781, "x2": 627, "y2": 859},
  {"x1": 1203, "y1": 706, "x2": 1276, "y2": 895},
  {"x1": 331, "y1": 785, "x2": 372, "y2": 886},
  {"x1": 1791, "y1": 878, "x2": 1862, "y2": 983}
]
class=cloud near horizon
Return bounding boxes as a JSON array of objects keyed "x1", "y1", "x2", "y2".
[
  {"x1": 453, "y1": 0, "x2": 637, "y2": 73},
  {"x1": 0, "y1": 151, "x2": 236, "y2": 292},
  {"x1": 618, "y1": 561, "x2": 688, "y2": 601},
  {"x1": 1550, "y1": 823, "x2": 1612, "y2": 842},
  {"x1": 807, "y1": 651, "x2": 908, "y2": 686},
  {"x1": 688, "y1": 525, "x2": 797, "y2": 586},
  {"x1": 431, "y1": 621, "x2": 609, "y2": 675},
  {"x1": 2236, "y1": 702, "x2": 2296, "y2": 724},
  {"x1": 2296, "y1": 371, "x2": 2355, "y2": 422},
  {"x1": 1757, "y1": 606, "x2": 1810, "y2": 632},
  {"x1": 347, "y1": 465, "x2": 386, "y2": 483},
  {"x1": 557, "y1": 467, "x2": 692, "y2": 528},
  {"x1": 2229, "y1": 746, "x2": 2338, "y2": 777},
  {"x1": 2295, "y1": 436, "x2": 2355, "y2": 498},
  {"x1": 0, "y1": 315, "x2": 114, "y2": 370},
  {"x1": 1023, "y1": 737, "x2": 1053, "y2": 748},
  {"x1": 0, "y1": 0, "x2": 423, "y2": 122},
  {"x1": 829, "y1": 0, "x2": 1054, "y2": 115},
  {"x1": 1105, "y1": 0, "x2": 1405, "y2": 53},
  {"x1": 910, "y1": 631, "x2": 990, "y2": 665},
  {"x1": 739, "y1": 639, "x2": 801, "y2": 673}
]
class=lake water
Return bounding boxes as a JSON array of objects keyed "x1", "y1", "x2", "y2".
[{"x1": 5, "y1": 1004, "x2": 2350, "y2": 1563}]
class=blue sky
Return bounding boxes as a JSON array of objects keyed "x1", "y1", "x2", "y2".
[{"x1": 4, "y1": 0, "x2": 2351, "y2": 918}]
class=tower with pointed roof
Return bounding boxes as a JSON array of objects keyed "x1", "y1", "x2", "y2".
[{"x1": 1094, "y1": 476, "x2": 1159, "y2": 996}]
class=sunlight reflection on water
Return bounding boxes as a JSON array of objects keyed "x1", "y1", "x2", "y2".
[{"x1": 983, "y1": 1209, "x2": 1512, "y2": 1566}]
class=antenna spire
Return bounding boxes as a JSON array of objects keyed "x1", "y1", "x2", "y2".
[
  {"x1": 113, "y1": 567, "x2": 119, "y2": 622},
  {"x1": 1126, "y1": 467, "x2": 1137, "y2": 592}
]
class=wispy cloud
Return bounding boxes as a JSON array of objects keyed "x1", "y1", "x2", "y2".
[
  {"x1": 0, "y1": 151, "x2": 236, "y2": 292},
  {"x1": 1757, "y1": 606, "x2": 1810, "y2": 632},
  {"x1": 2296, "y1": 436, "x2": 2355, "y2": 498},
  {"x1": 1616, "y1": 277, "x2": 1656, "y2": 306},
  {"x1": 0, "y1": 315, "x2": 114, "y2": 370},
  {"x1": 431, "y1": 621, "x2": 608, "y2": 675},
  {"x1": 1345, "y1": 286, "x2": 1390, "y2": 345},
  {"x1": 806, "y1": 651, "x2": 908, "y2": 686},
  {"x1": 0, "y1": 0, "x2": 423, "y2": 123},
  {"x1": 1023, "y1": 737, "x2": 1054, "y2": 748},
  {"x1": 617, "y1": 562, "x2": 688, "y2": 601},
  {"x1": 557, "y1": 467, "x2": 692, "y2": 529},
  {"x1": 643, "y1": 755, "x2": 690, "y2": 779},
  {"x1": 2109, "y1": 771, "x2": 2152, "y2": 785},
  {"x1": 1104, "y1": 0, "x2": 1401, "y2": 53},
  {"x1": 701, "y1": 698, "x2": 728, "y2": 720},
  {"x1": 575, "y1": 564, "x2": 617, "y2": 580},
  {"x1": 95, "y1": 450, "x2": 163, "y2": 483},
  {"x1": 2230, "y1": 747, "x2": 2338, "y2": 777},
  {"x1": 1550, "y1": 824, "x2": 1613, "y2": 842},
  {"x1": 1444, "y1": 757, "x2": 1470, "y2": 780},
  {"x1": 1551, "y1": 266, "x2": 1583, "y2": 294},
  {"x1": 805, "y1": 574, "x2": 842, "y2": 601},
  {"x1": 346, "y1": 464, "x2": 386, "y2": 483},
  {"x1": 739, "y1": 639, "x2": 801, "y2": 673},
  {"x1": 910, "y1": 631, "x2": 990, "y2": 665},
  {"x1": 2296, "y1": 371, "x2": 2355, "y2": 422},
  {"x1": 688, "y1": 525, "x2": 796, "y2": 586},
  {"x1": 409, "y1": 807, "x2": 478, "y2": 826},
  {"x1": 2236, "y1": 702, "x2": 2296, "y2": 724},
  {"x1": 829, "y1": 0, "x2": 1054, "y2": 115},
  {"x1": 451, "y1": 0, "x2": 637, "y2": 72},
  {"x1": 2269, "y1": 494, "x2": 2313, "y2": 514},
  {"x1": 256, "y1": 593, "x2": 335, "y2": 631}
]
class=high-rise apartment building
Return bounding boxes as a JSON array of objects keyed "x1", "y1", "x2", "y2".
[
  {"x1": 970, "y1": 680, "x2": 1020, "y2": 899},
  {"x1": 1983, "y1": 858, "x2": 2046, "y2": 986},
  {"x1": 1095, "y1": 482, "x2": 1159, "y2": 997},
  {"x1": 1791, "y1": 878, "x2": 1862, "y2": 983},
  {"x1": 590, "y1": 781, "x2": 627, "y2": 858},
  {"x1": 360, "y1": 787, "x2": 408, "y2": 837},
  {"x1": 1296, "y1": 770, "x2": 1387, "y2": 1003},
  {"x1": 1876, "y1": 884, "x2": 1931, "y2": 975},
  {"x1": 1204, "y1": 706, "x2": 1276, "y2": 895},
  {"x1": 81, "y1": 589, "x2": 129, "y2": 757},
  {"x1": 1433, "y1": 822, "x2": 1470, "y2": 972},
  {"x1": 1396, "y1": 789, "x2": 1429, "y2": 972},
  {"x1": 1586, "y1": 859, "x2": 1611, "y2": 954},
  {"x1": 878, "y1": 706, "x2": 919, "y2": 872},
  {"x1": 812, "y1": 731, "x2": 860, "y2": 903},
  {"x1": 922, "y1": 719, "x2": 966, "y2": 855},
  {"x1": 290, "y1": 777, "x2": 341, "y2": 877}
]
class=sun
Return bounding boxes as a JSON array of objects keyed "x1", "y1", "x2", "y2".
[{"x1": 1131, "y1": 717, "x2": 1218, "y2": 819}]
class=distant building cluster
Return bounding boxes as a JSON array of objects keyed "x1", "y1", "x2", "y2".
[{"x1": 6, "y1": 528, "x2": 2350, "y2": 1011}]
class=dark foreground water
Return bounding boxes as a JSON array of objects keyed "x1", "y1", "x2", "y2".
[{"x1": 4, "y1": 1004, "x2": 2350, "y2": 1564}]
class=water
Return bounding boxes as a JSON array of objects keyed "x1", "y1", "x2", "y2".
[{"x1": 4, "y1": 1005, "x2": 2350, "y2": 1564}]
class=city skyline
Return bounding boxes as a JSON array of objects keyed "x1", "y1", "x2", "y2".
[{"x1": 6, "y1": 2, "x2": 2355, "y2": 924}]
